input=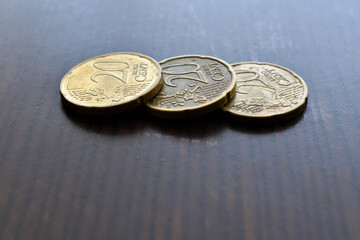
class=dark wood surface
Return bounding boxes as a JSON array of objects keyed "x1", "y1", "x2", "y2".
[{"x1": 1, "y1": 0, "x2": 359, "y2": 239}]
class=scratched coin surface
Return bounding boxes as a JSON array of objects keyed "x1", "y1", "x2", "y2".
[
  {"x1": 146, "y1": 55, "x2": 236, "y2": 118},
  {"x1": 60, "y1": 52, "x2": 162, "y2": 114},
  {"x1": 223, "y1": 62, "x2": 308, "y2": 120}
]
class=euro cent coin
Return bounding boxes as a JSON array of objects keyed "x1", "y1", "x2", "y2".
[
  {"x1": 222, "y1": 62, "x2": 308, "y2": 121},
  {"x1": 146, "y1": 55, "x2": 236, "y2": 118},
  {"x1": 59, "y1": 52, "x2": 162, "y2": 114}
]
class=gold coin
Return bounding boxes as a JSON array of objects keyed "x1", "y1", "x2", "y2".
[
  {"x1": 223, "y1": 62, "x2": 308, "y2": 121},
  {"x1": 60, "y1": 52, "x2": 162, "y2": 114},
  {"x1": 146, "y1": 55, "x2": 236, "y2": 118}
]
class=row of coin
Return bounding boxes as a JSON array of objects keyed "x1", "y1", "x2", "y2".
[{"x1": 59, "y1": 52, "x2": 308, "y2": 121}]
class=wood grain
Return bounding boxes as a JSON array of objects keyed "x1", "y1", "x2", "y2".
[{"x1": 0, "y1": 0, "x2": 359, "y2": 239}]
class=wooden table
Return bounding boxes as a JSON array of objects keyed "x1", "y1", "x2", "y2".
[{"x1": 1, "y1": 0, "x2": 359, "y2": 239}]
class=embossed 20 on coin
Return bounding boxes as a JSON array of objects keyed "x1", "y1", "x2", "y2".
[
  {"x1": 60, "y1": 52, "x2": 162, "y2": 114},
  {"x1": 146, "y1": 55, "x2": 236, "y2": 118}
]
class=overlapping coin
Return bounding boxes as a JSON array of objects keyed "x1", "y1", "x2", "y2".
[
  {"x1": 223, "y1": 62, "x2": 308, "y2": 122},
  {"x1": 60, "y1": 52, "x2": 162, "y2": 114},
  {"x1": 146, "y1": 55, "x2": 236, "y2": 118}
]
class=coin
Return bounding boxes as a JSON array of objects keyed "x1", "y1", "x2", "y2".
[
  {"x1": 222, "y1": 62, "x2": 308, "y2": 122},
  {"x1": 60, "y1": 52, "x2": 162, "y2": 114},
  {"x1": 146, "y1": 55, "x2": 236, "y2": 118}
]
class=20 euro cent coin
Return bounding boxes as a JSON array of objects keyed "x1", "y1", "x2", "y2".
[
  {"x1": 146, "y1": 55, "x2": 236, "y2": 118},
  {"x1": 60, "y1": 52, "x2": 162, "y2": 114},
  {"x1": 223, "y1": 62, "x2": 308, "y2": 121}
]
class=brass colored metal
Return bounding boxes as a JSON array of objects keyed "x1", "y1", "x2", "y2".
[
  {"x1": 60, "y1": 52, "x2": 162, "y2": 114},
  {"x1": 146, "y1": 55, "x2": 236, "y2": 118},
  {"x1": 223, "y1": 62, "x2": 308, "y2": 121}
]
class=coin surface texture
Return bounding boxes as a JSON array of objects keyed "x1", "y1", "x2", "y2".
[
  {"x1": 223, "y1": 62, "x2": 308, "y2": 120},
  {"x1": 60, "y1": 52, "x2": 162, "y2": 114},
  {"x1": 146, "y1": 55, "x2": 236, "y2": 118}
]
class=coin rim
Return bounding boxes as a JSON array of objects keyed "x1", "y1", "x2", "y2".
[
  {"x1": 146, "y1": 55, "x2": 237, "y2": 118},
  {"x1": 59, "y1": 52, "x2": 162, "y2": 114},
  {"x1": 222, "y1": 62, "x2": 309, "y2": 119}
]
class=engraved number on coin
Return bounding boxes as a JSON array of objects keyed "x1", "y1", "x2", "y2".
[
  {"x1": 91, "y1": 60, "x2": 129, "y2": 84},
  {"x1": 235, "y1": 70, "x2": 275, "y2": 94},
  {"x1": 162, "y1": 63, "x2": 208, "y2": 87}
]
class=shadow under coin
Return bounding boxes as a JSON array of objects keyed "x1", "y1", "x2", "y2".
[
  {"x1": 62, "y1": 103, "x2": 150, "y2": 137},
  {"x1": 225, "y1": 106, "x2": 307, "y2": 134},
  {"x1": 147, "y1": 109, "x2": 225, "y2": 139}
]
